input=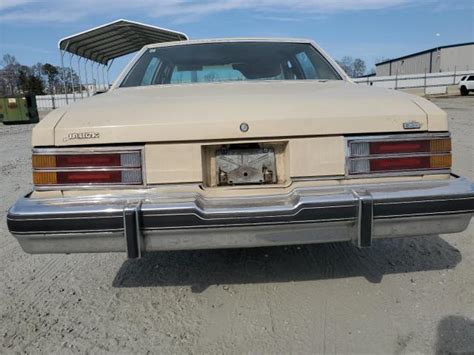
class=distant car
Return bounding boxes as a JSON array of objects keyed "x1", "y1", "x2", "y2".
[
  {"x1": 458, "y1": 75, "x2": 474, "y2": 96},
  {"x1": 6, "y1": 39, "x2": 474, "y2": 258}
]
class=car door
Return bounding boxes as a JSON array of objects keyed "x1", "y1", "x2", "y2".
[{"x1": 467, "y1": 75, "x2": 474, "y2": 90}]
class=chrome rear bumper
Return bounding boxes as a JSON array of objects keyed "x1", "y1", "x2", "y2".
[{"x1": 7, "y1": 177, "x2": 474, "y2": 258}]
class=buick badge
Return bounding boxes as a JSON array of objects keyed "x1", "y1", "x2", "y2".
[{"x1": 63, "y1": 132, "x2": 100, "y2": 142}]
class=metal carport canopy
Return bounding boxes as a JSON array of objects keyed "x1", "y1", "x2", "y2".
[{"x1": 58, "y1": 19, "x2": 188, "y2": 65}]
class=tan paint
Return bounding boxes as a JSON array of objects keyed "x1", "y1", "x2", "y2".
[
  {"x1": 32, "y1": 107, "x2": 68, "y2": 146},
  {"x1": 145, "y1": 144, "x2": 202, "y2": 184},
  {"x1": 289, "y1": 137, "x2": 345, "y2": 177},
  {"x1": 144, "y1": 136, "x2": 344, "y2": 184},
  {"x1": 410, "y1": 96, "x2": 448, "y2": 131},
  {"x1": 32, "y1": 80, "x2": 434, "y2": 147}
]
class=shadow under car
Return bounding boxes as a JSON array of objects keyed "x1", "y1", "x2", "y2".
[{"x1": 112, "y1": 235, "x2": 461, "y2": 292}]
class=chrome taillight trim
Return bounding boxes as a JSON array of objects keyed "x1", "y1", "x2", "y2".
[
  {"x1": 32, "y1": 146, "x2": 145, "y2": 155},
  {"x1": 348, "y1": 152, "x2": 451, "y2": 161},
  {"x1": 32, "y1": 146, "x2": 146, "y2": 190},
  {"x1": 32, "y1": 167, "x2": 143, "y2": 172},
  {"x1": 345, "y1": 133, "x2": 451, "y2": 177},
  {"x1": 346, "y1": 132, "x2": 450, "y2": 144}
]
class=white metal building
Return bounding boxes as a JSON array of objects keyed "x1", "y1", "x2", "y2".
[{"x1": 375, "y1": 42, "x2": 474, "y2": 76}]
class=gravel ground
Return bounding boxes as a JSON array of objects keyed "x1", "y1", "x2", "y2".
[{"x1": 1, "y1": 97, "x2": 473, "y2": 354}]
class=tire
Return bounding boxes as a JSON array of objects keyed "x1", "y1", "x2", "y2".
[{"x1": 460, "y1": 86, "x2": 468, "y2": 96}]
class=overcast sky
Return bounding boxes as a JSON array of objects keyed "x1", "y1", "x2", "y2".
[{"x1": 1, "y1": 0, "x2": 473, "y2": 80}]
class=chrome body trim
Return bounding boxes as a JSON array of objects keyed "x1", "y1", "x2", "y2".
[
  {"x1": 34, "y1": 167, "x2": 143, "y2": 172},
  {"x1": 7, "y1": 176, "x2": 474, "y2": 256},
  {"x1": 345, "y1": 132, "x2": 450, "y2": 144}
]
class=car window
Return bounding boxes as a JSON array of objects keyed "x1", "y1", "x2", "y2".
[
  {"x1": 141, "y1": 57, "x2": 161, "y2": 85},
  {"x1": 468, "y1": 76, "x2": 474, "y2": 81},
  {"x1": 295, "y1": 52, "x2": 317, "y2": 79},
  {"x1": 171, "y1": 64, "x2": 247, "y2": 84},
  {"x1": 460, "y1": 76, "x2": 466, "y2": 81},
  {"x1": 121, "y1": 42, "x2": 341, "y2": 87}
]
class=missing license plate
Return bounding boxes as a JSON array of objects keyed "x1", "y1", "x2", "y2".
[{"x1": 216, "y1": 148, "x2": 277, "y2": 185}]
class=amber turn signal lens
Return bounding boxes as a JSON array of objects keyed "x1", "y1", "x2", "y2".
[
  {"x1": 32, "y1": 155, "x2": 56, "y2": 169},
  {"x1": 33, "y1": 171, "x2": 57, "y2": 185},
  {"x1": 430, "y1": 139, "x2": 451, "y2": 153},
  {"x1": 430, "y1": 154, "x2": 452, "y2": 169}
]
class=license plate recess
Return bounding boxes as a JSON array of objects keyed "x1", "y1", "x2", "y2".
[{"x1": 216, "y1": 148, "x2": 277, "y2": 185}]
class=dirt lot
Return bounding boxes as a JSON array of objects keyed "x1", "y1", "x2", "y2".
[{"x1": 1, "y1": 96, "x2": 473, "y2": 354}]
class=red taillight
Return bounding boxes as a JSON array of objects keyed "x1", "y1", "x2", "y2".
[
  {"x1": 32, "y1": 149, "x2": 143, "y2": 188},
  {"x1": 347, "y1": 135, "x2": 451, "y2": 175},
  {"x1": 57, "y1": 171, "x2": 122, "y2": 184},
  {"x1": 56, "y1": 154, "x2": 121, "y2": 167},
  {"x1": 370, "y1": 157, "x2": 430, "y2": 171},
  {"x1": 369, "y1": 141, "x2": 430, "y2": 155}
]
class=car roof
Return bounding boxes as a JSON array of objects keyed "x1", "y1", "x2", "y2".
[{"x1": 145, "y1": 38, "x2": 315, "y2": 50}]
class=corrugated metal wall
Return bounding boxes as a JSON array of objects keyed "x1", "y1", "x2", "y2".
[
  {"x1": 375, "y1": 44, "x2": 474, "y2": 76},
  {"x1": 440, "y1": 44, "x2": 474, "y2": 72},
  {"x1": 376, "y1": 63, "x2": 391, "y2": 76},
  {"x1": 376, "y1": 51, "x2": 435, "y2": 76},
  {"x1": 394, "y1": 52, "x2": 433, "y2": 75}
]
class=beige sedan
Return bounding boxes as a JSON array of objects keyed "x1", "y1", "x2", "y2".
[{"x1": 7, "y1": 39, "x2": 474, "y2": 258}]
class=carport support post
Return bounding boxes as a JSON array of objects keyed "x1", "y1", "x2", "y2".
[
  {"x1": 84, "y1": 59, "x2": 90, "y2": 97},
  {"x1": 101, "y1": 64, "x2": 106, "y2": 90},
  {"x1": 59, "y1": 49, "x2": 68, "y2": 104},
  {"x1": 107, "y1": 59, "x2": 114, "y2": 88},
  {"x1": 96, "y1": 63, "x2": 102, "y2": 91},
  {"x1": 77, "y1": 57, "x2": 84, "y2": 99},
  {"x1": 91, "y1": 61, "x2": 96, "y2": 92},
  {"x1": 91, "y1": 61, "x2": 96, "y2": 94},
  {"x1": 68, "y1": 53, "x2": 76, "y2": 102}
]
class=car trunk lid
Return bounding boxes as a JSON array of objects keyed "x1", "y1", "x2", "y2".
[{"x1": 52, "y1": 80, "x2": 429, "y2": 146}]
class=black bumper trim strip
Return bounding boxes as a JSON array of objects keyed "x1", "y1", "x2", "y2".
[
  {"x1": 140, "y1": 204, "x2": 356, "y2": 229},
  {"x1": 6, "y1": 214, "x2": 123, "y2": 234},
  {"x1": 374, "y1": 196, "x2": 474, "y2": 218}
]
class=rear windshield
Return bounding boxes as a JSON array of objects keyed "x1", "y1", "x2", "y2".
[{"x1": 120, "y1": 42, "x2": 341, "y2": 87}]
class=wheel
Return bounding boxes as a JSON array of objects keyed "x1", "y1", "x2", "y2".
[{"x1": 460, "y1": 86, "x2": 468, "y2": 96}]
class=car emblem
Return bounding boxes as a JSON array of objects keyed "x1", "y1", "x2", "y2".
[
  {"x1": 63, "y1": 132, "x2": 100, "y2": 142},
  {"x1": 240, "y1": 122, "x2": 249, "y2": 133},
  {"x1": 403, "y1": 121, "x2": 422, "y2": 129}
]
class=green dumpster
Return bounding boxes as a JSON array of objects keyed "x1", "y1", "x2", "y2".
[
  {"x1": 1, "y1": 95, "x2": 39, "y2": 124},
  {"x1": 0, "y1": 98, "x2": 6, "y2": 123}
]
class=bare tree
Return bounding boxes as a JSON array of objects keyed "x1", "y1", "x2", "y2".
[
  {"x1": 0, "y1": 54, "x2": 21, "y2": 95},
  {"x1": 337, "y1": 56, "x2": 355, "y2": 76},
  {"x1": 0, "y1": 53, "x2": 81, "y2": 96},
  {"x1": 352, "y1": 59, "x2": 366, "y2": 78},
  {"x1": 336, "y1": 56, "x2": 367, "y2": 78}
]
